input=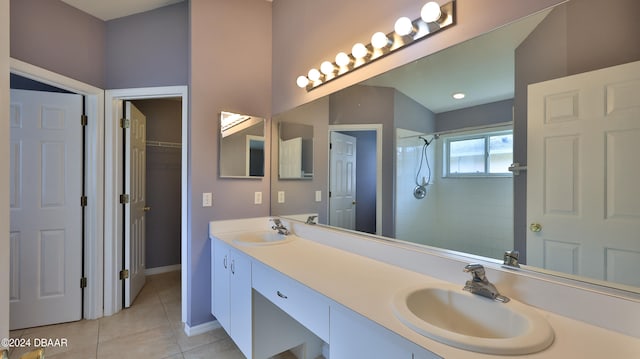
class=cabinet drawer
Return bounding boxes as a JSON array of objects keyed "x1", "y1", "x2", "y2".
[{"x1": 253, "y1": 262, "x2": 329, "y2": 342}]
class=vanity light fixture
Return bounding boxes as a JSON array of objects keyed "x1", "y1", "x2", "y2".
[{"x1": 296, "y1": 1, "x2": 456, "y2": 90}]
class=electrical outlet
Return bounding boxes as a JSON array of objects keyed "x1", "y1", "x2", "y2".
[
  {"x1": 202, "y1": 192, "x2": 212, "y2": 207},
  {"x1": 254, "y1": 192, "x2": 262, "y2": 204},
  {"x1": 315, "y1": 190, "x2": 322, "y2": 202},
  {"x1": 278, "y1": 191, "x2": 285, "y2": 203}
]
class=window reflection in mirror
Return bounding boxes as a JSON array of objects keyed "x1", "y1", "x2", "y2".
[
  {"x1": 278, "y1": 122, "x2": 314, "y2": 179},
  {"x1": 219, "y1": 111, "x2": 265, "y2": 178}
]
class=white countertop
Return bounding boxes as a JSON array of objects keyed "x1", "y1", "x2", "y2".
[{"x1": 210, "y1": 220, "x2": 640, "y2": 358}]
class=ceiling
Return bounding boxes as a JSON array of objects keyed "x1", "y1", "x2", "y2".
[{"x1": 60, "y1": 0, "x2": 185, "y2": 21}]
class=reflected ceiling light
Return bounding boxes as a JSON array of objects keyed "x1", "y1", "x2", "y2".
[
  {"x1": 296, "y1": 75, "x2": 309, "y2": 88},
  {"x1": 296, "y1": 1, "x2": 455, "y2": 91},
  {"x1": 371, "y1": 31, "x2": 391, "y2": 49},
  {"x1": 421, "y1": 1, "x2": 442, "y2": 23},
  {"x1": 321, "y1": 61, "x2": 335, "y2": 75},
  {"x1": 452, "y1": 92, "x2": 465, "y2": 99},
  {"x1": 308, "y1": 68, "x2": 321, "y2": 82},
  {"x1": 394, "y1": 17, "x2": 415, "y2": 36},
  {"x1": 352, "y1": 43, "x2": 369, "y2": 59}
]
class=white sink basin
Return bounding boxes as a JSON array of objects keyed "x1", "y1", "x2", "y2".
[
  {"x1": 392, "y1": 283, "x2": 554, "y2": 355},
  {"x1": 228, "y1": 230, "x2": 297, "y2": 247}
]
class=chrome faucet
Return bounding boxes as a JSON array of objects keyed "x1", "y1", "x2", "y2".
[
  {"x1": 305, "y1": 215, "x2": 318, "y2": 224},
  {"x1": 463, "y1": 264, "x2": 510, "y2": 303},
  {"x1": 503, "y1": 250, "x2": 520, "y2": 268},
  {"x1": 271, "y1": 218, "x2": 290, "y2": 235}
]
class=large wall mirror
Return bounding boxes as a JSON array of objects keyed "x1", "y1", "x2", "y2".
[
  {"x1": 219, "y1": 111, "x2": 265, "y2": 178},
  {"x1": 271, "y1": 0, "x2": 640, "y2": 294}
]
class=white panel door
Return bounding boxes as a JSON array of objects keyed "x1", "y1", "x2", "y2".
[
  {"x1": 124, "y1": 101, "x2": 147, "y2": 307},
  {"x1": 9, "y1": 89, "x2": 83, "y2": 329},
  {"x1": 279, "y1": 137, "x2": 302, "y2": 178},
  {"x1": 527, "y1": 60, "x2": 640, "y2": 287},
  {"x1": 329, "y1": 132, "x2": 357, "y2": 230}
]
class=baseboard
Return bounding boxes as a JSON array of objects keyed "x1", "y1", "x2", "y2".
[
  {"x1": 145, "y1": 264, "x2": 181, "y2": 276},
  {"x1": 184, "y1": 320, "x2": 221, "y2": 337}
]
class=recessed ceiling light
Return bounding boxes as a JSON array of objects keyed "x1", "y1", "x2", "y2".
[{"x1": 452, "y1": 92, "x2": 466, "y2": 100}]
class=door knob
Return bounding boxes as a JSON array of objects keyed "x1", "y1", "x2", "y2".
[
  {"x1": 144, "y1": 206, "x2": 152, "y2": 212},
  {"x1": 529, "y1": 223, "x2": 542, "y2": 232}
]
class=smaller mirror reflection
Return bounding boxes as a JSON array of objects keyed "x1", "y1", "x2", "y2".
[
  {"x1": 278, "y1": 122, "x2": 314, "y2": 179},
  {"x1": 219, "y1": 111, "x2": 265, "y2": 178}
]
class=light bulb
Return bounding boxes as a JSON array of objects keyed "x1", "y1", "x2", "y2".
[
  {"x1": 352, "y1": 43, "x2": 368, "y2": 59},
  {"x1": 335, "y1": 52, "x2": 351, "y2": 67},
  {"x1": 452, "y1": 92, "x2": 465, "y2": 100},
  {"x1": 394, "y1": 17, "x2": 414, "y2": 36},
  {"x1": 371, "y1": 32, "x2": 390, "y2": 49},
  {"x1": 296, "y1": 76, "x2": 309, "y2": 88},
  {"x1": 320, "y1": 61, "x2": 335, "y2": 75},
  {"x1": 421, "y1": 2, "x2": 442, "y2": 23},
  {"x1": 308, "y1": 68, "x2": 321, "y2": 82}
]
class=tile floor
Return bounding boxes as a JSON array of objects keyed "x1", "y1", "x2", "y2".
[{"x1": 8, "y1": 271, "x2": 298, "y2": 359}]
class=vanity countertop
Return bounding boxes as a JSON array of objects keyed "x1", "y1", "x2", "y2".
[{"x1": 209, "y1": 221, "x2": 640, "y2": 358}]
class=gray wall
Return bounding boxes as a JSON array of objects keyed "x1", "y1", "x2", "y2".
[
  {"x1": 513, "y1": 0, "x2": 640, "y2": 262},
  {"x1": 132, "y1": 99, "x2": 182, "y2": 270},
  {"x1": 436, "y1": 99, "x2": 513, "y2": 133},
  {"x1": 189, "y1": 0, "x2": 272, "y2": 327},
  {"x1": 105, "y1": 2, "x2": 188, "y2": 88},
  {"x1": 10, "y1": 0, "x2": 106, "y2": 87}
]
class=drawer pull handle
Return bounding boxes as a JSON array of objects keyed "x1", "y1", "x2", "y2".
[{"x1": 277, "y1": 291, "x2": 288, "y2": 299}]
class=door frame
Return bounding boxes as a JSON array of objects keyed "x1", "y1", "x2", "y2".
[
  {"x1": 10, "y1": 58, "x2": 105, "y2": 320},
  {"x1": 328, "y1": 124, "x2": 383, "y2": 235},
  {"x1": 104, "y1": 86, "x2": 188, "y2": 322}
]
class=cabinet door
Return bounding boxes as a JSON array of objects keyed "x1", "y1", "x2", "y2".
[
  {"x1": 330, "y1": 305, "x2": 413, "y2": 359},
  {"x1": 229, "y1": 247, "x2": 252, "y2": 358},
  {"x1": 212, "y1": 240, "x2": 230, "y2": 331}
]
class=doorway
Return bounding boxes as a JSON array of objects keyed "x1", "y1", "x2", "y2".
[
  {"x1": 9, "y1": 86, "x2": 83, "y2": 330},
  {"x1": 104, "y1": 87, "x2": 188, "y2": 321},
  {"x1": 328, "y1": 125, "x2": 382, "y2": 235},
  {"x1": 10, "y1": 58, "x2": 105, "y2": 322}
]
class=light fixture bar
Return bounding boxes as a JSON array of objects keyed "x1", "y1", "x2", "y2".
[{"x1": 297, "y1": 1, "x2": 455, "y2": 91}]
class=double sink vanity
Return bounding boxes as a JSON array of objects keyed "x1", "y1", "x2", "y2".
[{"x1": 210, "y1": 217, "x2": 640, "y2": 358}]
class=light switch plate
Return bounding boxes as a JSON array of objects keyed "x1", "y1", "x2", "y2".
[
  {"x1": 315, "y1": 190, "x2": 322, "y2": 202},
  {"x1": 202, "y1": 192, "x2": 212, "y2": 207},
  {"x1": 254, "y1": 192, "x2": 262, "y2": 204},
  {"x1": 278, "y1": 191, "x2": 285, "y2": 203}
]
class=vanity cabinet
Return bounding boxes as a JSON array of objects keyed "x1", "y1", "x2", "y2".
[
  {"x1": 211, "y1": 240, "x2": 252, "y2": 358},
  {"x1": 252, "y1": 261, "x2": 330, "y2": 342},
  {"x1": 330, "y1": 305, "x2": 439, "y2": 359}
]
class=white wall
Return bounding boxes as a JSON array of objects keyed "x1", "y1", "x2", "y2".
[{"x1": 1, "y1": 0, "x2": 10, "y2": 339}]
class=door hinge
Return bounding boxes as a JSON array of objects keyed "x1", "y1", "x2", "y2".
[
  {"x1": 329, "y1": 142, "x2": 332, "y2": 150},
  {"x1": 81, "y1": 196, "x2": 88, "y2": 207},
  {"x1": 81, "y1": 115, "x2": 88, "y2": 126},
  {"x1": 329, "y1": 191, "x2": 332, "y2": 198},
  {"x1": 119, "y1": 269, "x2": 129, "y2": 280},
  {"x1": 120, "y1": 194, "x2": 130, "y2": 204},
  {"x1": 80, "y1": 277, "x2": 87, "y2": 288},
  {"x1": 120, "y1": 118, "x2": 130, "y2": 129}
]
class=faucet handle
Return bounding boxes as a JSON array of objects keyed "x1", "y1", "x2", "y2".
[{"x1": 463, "y1": 263, "x2": 487, "y2": 282}]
